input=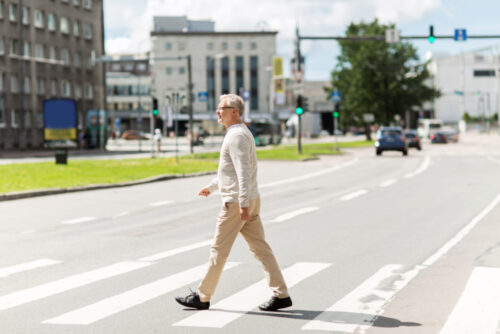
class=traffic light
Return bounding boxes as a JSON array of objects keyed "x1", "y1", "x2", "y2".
[
  {"x1": 302, "y1": 97, "x2": 309, "y2": 113},
  {"x1": 428, "y1": 25, "x2": 435, "y2": 43},
  {"x1": 333, "y1": 103, "x2": 340, "y2": 118},
  {"x1": 152, "y1": 97, "x2": 159, "y2": 116},
  {"x1": 295, "y1": 95, "x2": 303, "y2": 115}
]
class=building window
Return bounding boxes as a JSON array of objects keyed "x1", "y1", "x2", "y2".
[
  {"x1": 0, "y1": 38, "x2": 4, "y2": 55},
  {"x1": 235, "y1": 56, "x2": 244, "y2": 94},
  {"x1": 473, "y1": 69, "x2": 496, "y2": 77},
  {"x1": 206, "y1": 56, "x2": 215, "y2": 111},
  {"x1": 37, "y1": 78, "x2": 45, "y2": 95},
  {"x1": 207, "y1": 42, "x2": 213, "y2": 50},
  {"x1": 250, "y1": 56, "x2": 258, "y2": 110},
  {"x1": 60, "y1": 17, "x2": 70, "y2": 34},
  {"x1": 73, "y1": 20, "x2": 80, "y2": 36},
  {"x1": 0, "y1": 1, "x2": 3, "y2": 20},
  {"x1": 9, "y1": 3, "x2": 16, "y2": 22},
  {"x1": 9, "y1": 39, "x2": 18, "y2": 55},
  {"x1": 74, "y1": 84, "x2": 82, "y2": 99},
  {"x1": 221, "y1": 56, "x2": 229, "y2": 94},
  {"x1": 166, "y1": 67, "x2": 173, "y2": 75},
  {"x1": 179, "y1": 66, "x2": 185, "y2": 75},
  {"x1": 60, "y1": 49, "x2": 70, "y2": 65},
  {"x1": 83, "y1": 23, "x2": 92, "y2": 39},
  {"x1": 47, "y1": 13, "x2": 56, "y2": 31},
  {"x1": 165, "y1": 42, "x2": 172, "y2": 50},
  {"x1": 0, "y1": 105, "x2": 5, "y2": 127},
  {"x1": 50, "y1": 79, "x2": 57, "y2": 95},
  {"x1": 11, "y1": 110, "x2": 18, "y2": 128},
  {"x1": 34, "y1": 44, "x2": 44, "y2": 59},
  {"x1": 21, "y1": 6, "x2": 29, "y2": 25},
  {"x1": 86, "y1": 52, "x2": 94, "y2": 69},
  {"x1": 10, "y1": 75, "x2": 18, "y2": 93},
  {"x1": 33, "y1": 10, "x2": 43, "y2": 28},
  {"x1": 24, "y1": 111, "x2": 31, "y2": 128},
  {"x1": 250, "y1": 42, "x2": 257, "y2": 50},
  {"x1": 61, "y1": 80, "x2": 71, "y2": 97},
  {"x1": 178, "y1": 42, "x2": 185, "y2": 51},
  {"x1": 137, "y1": 63, "x2": 146, "y2": 71},
  {"x1": 124, "y1": 63, "x2": 133, "y2": 71},
  {"x1": 236, "y1": 42, "x2": 243, "y2": 50},
  {"x1": 61, "y1": 0, "x2": 69, "y2": 3},
  {"x1": 85, "y1": 83, "x2": 93, "y2": 99},
  {"x1": 221, "y1": 42, "x2": 228, "y2": 50},
  {"x1": 22, "y1": 41, "x2": 30, "y2": 57},
  {"x1": 74, "y1": 52, "x2": 81, "y2": 67},
  {"x1": 23, "y1": 76, "x2": 31, "y2": 93},
  {"x1": 0, "y1": 73, "x2": 3, "y2": 92},
  {"x1": 36, "y1": 112, "x2": 43, "y2": 128},
  {"x1": 111, "y1": 63, "x2": 121, "y2": 71},
  {"x1": 83, "y1": 0, "x2": 91, "y2": 10},
  {"x1": 73, "y1": 0, "x2": 80, "y2": 6},
  {"x1": 49, "y1": 46, "x2": 57, "y2": 60}
]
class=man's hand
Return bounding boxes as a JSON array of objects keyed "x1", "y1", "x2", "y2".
[
  {"x1": 199, "y1": 188, "x2": 211, "y2": 197},
  {"x1": 240, "y1": 206, "x2": 250, "y2": 222}
]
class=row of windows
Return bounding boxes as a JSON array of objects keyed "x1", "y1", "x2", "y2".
[
  {"x1": 0, "y1": 3, "x2": 93, "y2": 39},
  {"x1": 165, "y1": 66, "x2": 185, "y2": 75},
  {"x1": 0, "y1": 38, "x2": 95, "y2": 68},
  {"x1": 0, "y1": 108, "x2": 44, "y2": 129},
  {"x1": 165, "y1": 41, "x2": 258, "y2": 51},
  {"x1": 107, "y1": 62, "x2": 149, "y2": 72},
  {"x1": 106, "y1": 85, "x2": 150, "y2": 96},
  {"x1": 0, "y1": 73, "x2": 93, "y2": 99},
  {"x1": 106, "y1": 102, "x2": 151, "y2": 111}
]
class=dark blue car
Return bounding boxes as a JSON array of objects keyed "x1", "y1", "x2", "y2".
[{"x1": 375, "y1": 126, "x2": 408, "y2": 156}]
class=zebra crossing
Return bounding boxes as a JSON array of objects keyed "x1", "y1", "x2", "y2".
[{"x1": 2, "y1": 252, "x2": 500, "y2": 333}]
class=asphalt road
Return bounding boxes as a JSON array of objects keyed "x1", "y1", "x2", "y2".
[{"x1": 1, "y1": 132, "x2": 500, "y2": 333}]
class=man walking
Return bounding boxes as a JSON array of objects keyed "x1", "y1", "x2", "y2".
[{"x1": 175, "y1": 94, "x2": 292, "y2": 311}]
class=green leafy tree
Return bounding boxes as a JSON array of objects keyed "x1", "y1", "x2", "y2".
[{"x1": 325, "y1": 19, "x2": 440, "y2": 139}]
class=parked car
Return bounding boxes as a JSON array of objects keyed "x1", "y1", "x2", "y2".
[
  {"x1": 404, "y1": 130, "x2": 422, "y2": 150},
  {"x1": 375, "y1": 126, "x2": 408, "y2": 156},
  {"x1": 121, "y1": 130, "x2": 149, "y2": 140}
]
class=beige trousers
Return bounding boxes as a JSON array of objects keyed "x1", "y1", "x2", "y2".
[{"x1": 197, "y1": 197, "x2": 289, "y2": 302}]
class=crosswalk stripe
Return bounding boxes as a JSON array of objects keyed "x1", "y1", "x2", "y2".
[
  {"x1": 0, "y1": 259, "x2": 61, "y2": 278},
  {"x1": 173, "y1": 262, "x2": 331, "y2": 328},
  {"x1": 270, "y1": 207, "x2": 319, "y2": 223},
  {"x1": 340, "y1": 189, "x2": 368, "y2": 201},
  {"x1": 138, "y1": 239, "x2": 212, "y2": 262},
  {"x1": 379, "y1": 179, "x2": 397, "y2": 187},
  {"x1": 302, "y1": 264, "x2": 421, "y2": 332},
  {"x1": 0, "y1": 261, "x2": 151, "y2": 311},
  {"x1": 42, "y1": 262, "x2": 240, "y2": 325},
  {"x1": 439, "y1": 266, "x2": 500, "y2": 334},
  {"x1": 61, "y1": 217, "x2": 96, "y2": 225},
  {"x1": 149, "y1": 200, "x2": 174, "y2": 207}
]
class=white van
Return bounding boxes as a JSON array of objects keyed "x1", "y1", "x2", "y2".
[{"x1": 417, "y1": 119, "x2": 443, "y2": 138}]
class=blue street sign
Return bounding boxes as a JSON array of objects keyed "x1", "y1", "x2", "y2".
[
  {"x1": 243, "y1": 90, "x2": 250, "y2": 101},
  {"x1": 198, "y1": 91, "x2": 208, "y2": 102},
  {"x1": 454, "y1": 29, "x2": 467, "y2": 41},
  {"x1": 330, "y1": 91, "x2": 341, "y2": 103}
]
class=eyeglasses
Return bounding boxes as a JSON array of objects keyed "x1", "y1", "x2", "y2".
[{"x1": 217, "y1": 106, "x2": 234, "y2": 111}]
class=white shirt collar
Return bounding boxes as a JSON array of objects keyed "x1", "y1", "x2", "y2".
[{"x1": 227, "y1": 123, "x2": 243, "y2": 132}]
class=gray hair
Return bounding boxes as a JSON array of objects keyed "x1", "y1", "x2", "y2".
[{"x1": 220, "y1": 94, "x2": 244, "y2": 116}]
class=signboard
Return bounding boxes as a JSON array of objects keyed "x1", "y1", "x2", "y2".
[
  {"x1": 330, "y1": 91, "x2": 341, "y2": 103},
  {"x1": 273, "y1": 56, "x2": 283, "y2": 77},
  {"x1": 86, "y1": 109, "x2": 107, "y2": 149},
  {"x1": 198, "y1": 91, "x2": 208, "y2": 102},
  {"x1": 363, "y1": 113, "x2": 375, "y2": 123},
  {"x1": 43, "y1": 99, "x2": 77, "y2": 141},
  {"x1": 385, "y1": 29, "x2": 400, "y2": 43},
  {"x1": 454, "y1": 29, "x2": 467, "y2": 41}
]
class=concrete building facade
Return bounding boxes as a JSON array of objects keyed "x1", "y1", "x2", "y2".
[{"x1": 0, "y1": 0, "x2": 105, "y2": 149}]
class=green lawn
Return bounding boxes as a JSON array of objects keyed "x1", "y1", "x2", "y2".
[
  {"x1": 0, "y1": 157, "x2": 218, "y2": 194},
  {"x1": 0, "y1": 140, "x2": 373, "y2": 194}
]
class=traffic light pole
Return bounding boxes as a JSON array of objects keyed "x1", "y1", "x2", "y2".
[{"x1": 297, "y1": 114, "x2": 302, "y2": 154}]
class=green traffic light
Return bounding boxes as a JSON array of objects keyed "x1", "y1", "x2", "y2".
[
  {"x1": 428, "y1": 36, "x2": 435, "y2": 43},
  {"x1": 296, "y1": 107, "x2": 303, "y2": 115},
  {"x1": 333, "y1": 111, "x2": 339, "y2": 118},
  {"x1": 153, "y1": 109, "x2": 159, "y2": 116}
]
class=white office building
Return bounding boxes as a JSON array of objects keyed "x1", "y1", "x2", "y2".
[
  {"x1": 150, "y1": 16, "x2": 277, "y2": 134},
  {"x1": 429, "y1": 46, "x2": 500, "y2": 124}
]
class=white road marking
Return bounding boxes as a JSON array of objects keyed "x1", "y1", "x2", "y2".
[
  {"x1": 149, "y1": 200, "x2": 174, "y2": 207},
  {"x1": 0, "y1": 261, "x2": 151, "y2": 311},
  {"x1": 0, "y1": 259, "x2": 61, "y2": 278},
  {"x1": 174, "y1": 262, "x2": 330, "y2": 328},
  {"x1": 270, "y1": 207, "x2": 319, "y2": 223},
  {"x1": 340, "y1": 189, "x2": 368, "y2": 201},
  {"x1": 302, "y1": 264, "x2": 422, "y2": 332},
  {"x1": 61, "y1": 217, "x2": 96, "y2": 225},
  {"x1": 20, "y1": 230, "x2": 35, "y2": 234},
  {"x1": 439, "y1": 266, "x2": 500, "y2": 334},
  {"x1": 404, "y1": 156, "x2": 431, "y2": 178},
  {"x1": 379, "y1": 179, "x2": 397, "y2": 187},
  {"x1": 112, "y1": 211, "x2": 129, "y2": 219},
  {"x1": 423, "y1": 193, "x2": 500, "y2": 266},
  {"x1": 138, "y1": 239, "x2": 212, "y2": 262},
  {"x1": 260, "y1": 158, "x2": 359, "y2": 189},
  {"x1": 42, "y1": 262, "x2": 240, "y2": 325}
]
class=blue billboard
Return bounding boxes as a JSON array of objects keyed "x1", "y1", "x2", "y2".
[{"x1": 43, "y1": 99, "x2": 77, "y2": 141}]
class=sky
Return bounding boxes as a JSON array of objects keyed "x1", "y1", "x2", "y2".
[{"x1": 104, "y1": 0, "x2": 500, "y2": 81}]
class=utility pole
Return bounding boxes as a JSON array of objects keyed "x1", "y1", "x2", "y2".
[
  {"x1": 187, "y1": 55, "x2": 194, "y2": 154},
  {"x1": 19, "y1": 0, "x2": 26, "y2": 150}
]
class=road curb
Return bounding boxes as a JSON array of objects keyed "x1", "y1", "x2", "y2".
[{"x1": 0, "y1": 171, "x2": 216, "y2": 202}]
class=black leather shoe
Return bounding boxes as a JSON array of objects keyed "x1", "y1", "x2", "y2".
[
  {"x1": 258, "y1": 296, "x2": 292, "y2": 311},
  {"x1": 175, "y1": 290, "x2": 210, "y2": 310}
]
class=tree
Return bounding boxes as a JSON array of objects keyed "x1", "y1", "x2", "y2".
[{"x1": 325, "y1": 19, "x2": 440, "y2": 139}]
